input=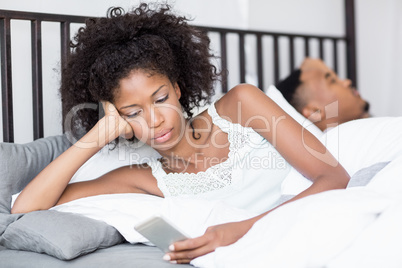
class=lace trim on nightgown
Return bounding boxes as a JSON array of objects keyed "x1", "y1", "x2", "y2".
[{"x1": 148, "y1": 101, "x2": 253, "y2": 197}]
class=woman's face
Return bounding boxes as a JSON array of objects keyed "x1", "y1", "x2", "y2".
[{"x1": 113, "y1": 70, "x2": 186, "y2": 151}]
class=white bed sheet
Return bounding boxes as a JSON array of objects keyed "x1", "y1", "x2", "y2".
[{"x1": 194, "y1": 154, "x2": 402, "y2": 268}]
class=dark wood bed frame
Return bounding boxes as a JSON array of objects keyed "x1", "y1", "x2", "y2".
[{"x1": 0, "y1": 0, "x2": 357, "y2": 143}]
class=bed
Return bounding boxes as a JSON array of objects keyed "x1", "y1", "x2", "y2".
[{"x1": 2, "y1": 2, "x2": 402, "y2": 268}]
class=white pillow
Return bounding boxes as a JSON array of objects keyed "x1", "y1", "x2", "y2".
[
  {"x1": 282, "y1": 116, "x2": 402, "y2": 195},
  {"x1": 319, "y1": 116, "x2": 402, "y2": 177},
  {"x1": 265, "y1": 85, "x2": 323, "y2": 138},
  {"x1": 11, "y1": 140, "x2": 161, "y2": 207},
  {"x1": 70, "y1": 140, "x2": 161, "y2": 183}
]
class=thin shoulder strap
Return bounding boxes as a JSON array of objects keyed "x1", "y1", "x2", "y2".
[
  {"x1": 147, "y1": 158, "x2": 171, "y2": 197},
  {"x1": 207, "y1": 101, "x2": 231, "y2": 133}
]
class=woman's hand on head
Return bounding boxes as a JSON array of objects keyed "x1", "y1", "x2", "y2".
[
  {"x1": 101, "y1": 101, "x2": 134, "y2": 140},
  {"x1": 164, "y1": 220, "x2": 253, "y2": 264}
]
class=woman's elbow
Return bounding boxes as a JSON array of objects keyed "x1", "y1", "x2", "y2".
[
  {"x1": 314, "y1": 169, "x2": 350, "y2": 191},
  {"x1": 10, "y1": 205, "x2": 27, "y2": 214},
  {"x1": 10, "y1": 200, "x2": 45, "y2": 214},
  {"x1": 332, "y1": 170, "x2": 350, "y2": 190}
]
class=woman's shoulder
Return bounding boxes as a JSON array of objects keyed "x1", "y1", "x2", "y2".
[
  {"x1": 220, "y1": 83, "x2": 259, "y2": 99},
  {"x1": 215, "y1": 83, "x2": 262, "y2": 122}
]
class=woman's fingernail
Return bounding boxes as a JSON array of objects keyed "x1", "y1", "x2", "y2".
[
  {"x1": 170, "y1": 261, "x2": 177, "y2": 264},
  {"x1": 169, "y1": 244, "x2": 175, "y2": 251},
  {"x1": 163, "y1": 254, "x2": 171, "y2": 261}
]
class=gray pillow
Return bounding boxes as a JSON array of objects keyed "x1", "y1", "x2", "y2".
[
  {"x1": 0, "y1": 135, "x2": 71, "y2": 213},
  {"x1": 347, "y1": 162, "x2": 390, "y2": 187},
  {"x1": 0, "y1": 135, "x2": 125, "y2": 259},
  {"x1": 276, "y1": 162, "x2": 390, "y2": 206},
  {"x1": 0, "y1": 210, "x2": 124, "y2": 260}
]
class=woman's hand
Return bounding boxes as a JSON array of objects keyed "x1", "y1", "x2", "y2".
[
  {"x1": 164, "y1": 220, "x2": 254, "y2": 264},
  {"x1": 101, "y1": 101, "x2": 134, "y2": 140}
]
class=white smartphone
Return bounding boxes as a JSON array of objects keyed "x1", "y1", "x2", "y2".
[{"x1": 134, "y1": 215, "x2": 189, "y2": 253}]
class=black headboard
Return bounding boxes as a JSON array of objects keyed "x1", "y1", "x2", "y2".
[{"x1": 0, "y1": 0, "x2": 357, "y2": 143}]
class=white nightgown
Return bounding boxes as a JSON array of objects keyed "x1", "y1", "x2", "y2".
[{"x1": 147, "y1": 101, "x2": 291, "y2": 214}]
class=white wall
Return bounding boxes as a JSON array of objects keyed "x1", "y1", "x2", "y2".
[
  {"x1": 248, "y1": 0, "x2": 344, "y2": 35},
  {"x1": 1, "y1": 0, "x2": 400, "y2": 143},
  {"x1": 355, "y1": 0, "x2": 402, "y2": 117},
  {"x1": 0, "y1": 0, "x2": 248, "y2": 26}
]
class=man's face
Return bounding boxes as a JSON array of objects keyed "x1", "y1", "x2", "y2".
[
  {"x1": 300, "y1": 61, "x2": 370, "y2": 129},
  {"x1": 315, "y1": 70, "x2": 370, "y2": 124}
]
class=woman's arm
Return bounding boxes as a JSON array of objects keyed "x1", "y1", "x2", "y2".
[
  {"x1": 166, "y1": 84, "x2": 350, "y2": 264},
  {"x1": 223, "y1": 84, "x2": 348, "y2": 184},
  {"x1": 217, "y1": 84, "x2": 350, "y2": 192},
  {"x1": 11, "y1": 102, "x2": 134, "y2": 214}
]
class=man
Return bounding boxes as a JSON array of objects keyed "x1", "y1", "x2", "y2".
[{"x1": 276, "y1": 58, "x2": 370, "y2": 131}]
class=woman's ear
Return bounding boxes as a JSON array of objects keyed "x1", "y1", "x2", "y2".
[{"x1": 174, "y1": 83, "x2": 181, "y2": 100}]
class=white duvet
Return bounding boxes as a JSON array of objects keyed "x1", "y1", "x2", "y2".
[
  {"x1": 50, "y1": 117, "x2": 402, "y2": 268},
  {"x1": 193, "y1": 156, "x2": 402, "y2": 268}
]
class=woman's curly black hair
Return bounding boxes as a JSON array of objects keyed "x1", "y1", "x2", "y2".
[{"x1": 61, "y1": 3, "x2": 219, "y2": 140}]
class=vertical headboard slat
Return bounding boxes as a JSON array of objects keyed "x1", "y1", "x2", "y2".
[
  {"x1": 345, "y1": 0, "x2": 357, "y2": 88},
  {"x1": 219, "y1": 31, "x2": 228, "y2": 93},
  {"x1": 273, "y1": 35, "x2": 279, "y2": 84},
  {"x1": 319, "y1": 38, "x2": 324, "y2": 59},
  {"x1": 289, "y1": 36, "x2": 295, "y2": 72},
  {"x1": 31, "y1": 19, "x2": 44, "y2": 140},
  {"x1": 256, "y1": 34, "x2": 263, "y2": 90},
  {"x1": 1, "y1": 17, "x2": 14, "y2": 143},
  {"x1": 60, "y1": 21, "x2": 71, "y2": 69},
  {"x1": 238, "y1": 33, "x2": 246, "y2": 84},
  {"x1": 333, "y1": 39, "x2": 339, "y2": 74},
  {"x1": 60, "y1": 21, "x2": 71, "y2": 132},
  {"x1": 304, "y1": 37, "x2": 310, "y2": 57}
]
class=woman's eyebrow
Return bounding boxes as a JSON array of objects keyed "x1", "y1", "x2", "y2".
[
  {"x1": 119, "y1": 85, "x2": 166, "y2": 110},
  {"x1": 151, "y1": 84, "x2": 166, "y2": 97}
]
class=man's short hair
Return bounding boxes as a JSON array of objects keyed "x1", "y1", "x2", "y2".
[
  {"x1": 276, "y1": 69, "x2": 312, "y2": 113},
  {"x1": 275, "y1": 69, "x2": 301, "y2": 104}
]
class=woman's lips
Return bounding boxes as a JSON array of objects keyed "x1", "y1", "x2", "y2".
[{"x1": 153, "y1": 129, "x2": 173, "y2": 143}]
